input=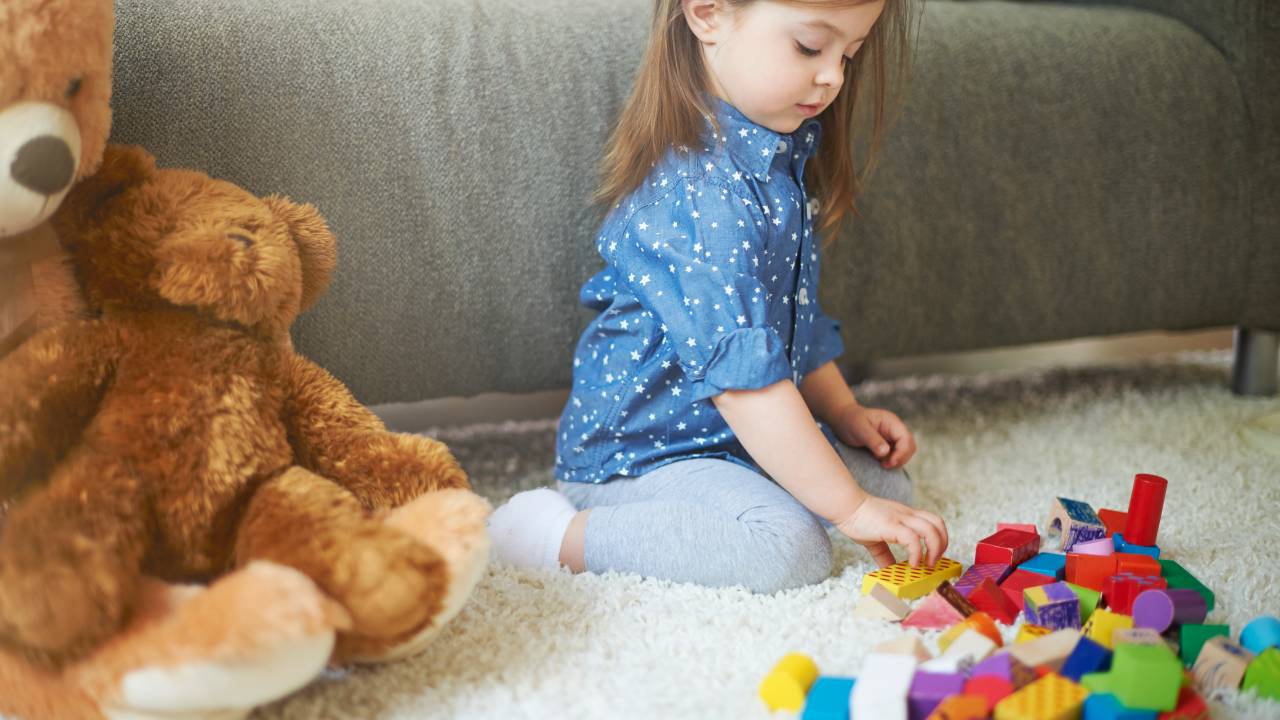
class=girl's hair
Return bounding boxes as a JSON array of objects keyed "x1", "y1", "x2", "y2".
[{"x1": 595, "y1": 0, "x2": 919, "y2": 245}]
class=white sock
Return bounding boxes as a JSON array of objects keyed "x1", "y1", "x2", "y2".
[{"x1": 486, "y1": 488, "x2": 578, "y2": 570}]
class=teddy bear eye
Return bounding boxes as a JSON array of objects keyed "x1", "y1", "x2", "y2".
[
  {"x1": 228, "y1": 233, "x2": 254, "y2": 248},
  {"x1": 65, "y1": 77, "x2": 83, "y2": 99}
]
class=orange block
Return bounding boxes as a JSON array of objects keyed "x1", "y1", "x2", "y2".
[
  {"x1": 1066, "y1": 553, "x2": 1117, "y2": 591},
  {"x1": 1115, "y1": 552, "x2": 1162, "y2": 577},
  {"x1": 927, "y1": 694, "x2": 990, "y2": 720}
]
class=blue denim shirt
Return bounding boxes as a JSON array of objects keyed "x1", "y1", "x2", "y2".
[{"x1": 554, "y1": 98, "x2": 845, "y2": 484}]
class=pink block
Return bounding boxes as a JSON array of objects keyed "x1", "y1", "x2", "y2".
[{"x1": 1072, "y1": 537, "x2": 1114, "y2": 556}]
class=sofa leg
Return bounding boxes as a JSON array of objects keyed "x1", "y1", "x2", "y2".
[{"x1": 1232, "y1": 327, "x2": 1279, "y2": 396}]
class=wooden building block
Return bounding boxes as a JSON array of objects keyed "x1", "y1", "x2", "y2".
[
  {"x1": 1161, "y1": 685, "x2": 1210, "y2": 720},
  {"x1": 852, "y1": 652, "x2": 918, "y2": 720},
  {"x1": 1000, "y1": 569, "x2": 1054, "y2": 611},
  {"x1": 1096, "y1": 508, "x2": 1128, "y2": 538},
  {"x1": 1060, "y1": 636, "x2": 1111, "y2": 681},
  {"x1": 1023, "y1": 582, "x2": 1082, "y2": 631},
  {"x1": 1123, "y1": 473, "x2": 1167, "y2": 547},
  {"x1": 1179, "y1": 624, "x2": 1229, "y2": 667},
  {"x1": 998, "y1": 522, "x2": 1040, "y2": 536},
  {"x1": 876, "y1": 634, "x2": 933, "y2": 663},
  {"x1": 1080, "y1": 642, "x2": 1181, "y2": 712},
  {"x1": 1081, "y1": 692, "x2": 1158, "y2": 720},
  {"x1": 1242, "y1": 647, "x2": 1280, "y2": 701},
  {"x1": 1191, "y1": 635, "x2": 1253, "y2": 693},
  {"x1": 759, "y1": 652, "x2": 820, "y2": 712},
  {"x1": 1006, "y1": 629, "x2": 1082, "y2": 672},
  {"x1": 1018, "y1": 552, "x2": 1067, "y2": 579},
  {"x1": 1065, "y1": 553, "x2": 1117, "y2": 591},
  {"x1": 993, "y1": 672, "x2": 1088, "y2": 720},
  {"x1": 964, "y1": 675, "x2": 1013, "y2": 712},
  {"x1": 1112, "y1": 532, "x2": 1161, "y2": 558},
  {"x1": 1082, "y1": 609, "x2": 1134, "y2": 650},
  {"x1": 1016, "y1": 624, "x2": 1052, "y2": 644},
  {"x1": 937, "y1": 628, "x2": 998, "y2": 669},
  {"x1": 971, "y1": 652, "x2": 1036, "y2": 689},
  {"x1": 1159, "y1": 559, "x2": 1215, "y2": 613},
  {"x1": 1112, "y1": 628, "x2": 1166, "y2": 647},
  {"x1": 962, "y1": 611, "x2": 1004, "y2": 647},
  {"x1": 1240, "y1": 615, "x2": 1280, "y2": 655},
  {"x1": 861, "y1": 557, "x2": 963, "y2": 600},
  {"x1": 909, "y1": 670, "x2": 966, "y2": 719},
  {"x1": 1047, "y1": 497, "x2": 1107, "y2": 551},
  {"x1": 801, "y1": 676, "x2": 856, "y2": 720},
  {"x1": 904, "y1": 590, "x2": 969, "y2": 630},
  {"x1": 1114, "y1": 553, "x2": 1162, "y2": 577},
  {"x1": 1072, "y1": 536, "x2": 1114, "y2": 556},
  {"x1": 855, "y1": 582, "x2": 912, "y2": 621},
  {"x1": 1101, "y1": 573, "x2": 1166, "y2": 615},
  {"x1": 956, "y1": 563, "x2": 1014, "y2": 597},
  {"x1": 970, "y1": 578, "x2": 1020, "y2": 624},
  {"x1": 1065, "y1": 582, "x2": 1101, "y2": 624},
  {"x1": 1132, "y1": 588, "x2": 1207, "y2": 633},
  {"x1": 976, "y1": 528, "x2": 1042, "y2": 566},
  {"x1": 926, "y1": 694, "x2": 990, "y2": 720}
]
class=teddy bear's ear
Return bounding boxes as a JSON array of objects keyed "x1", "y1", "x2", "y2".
[
  {"x1": 263, "y1": 195, "x2": 337, "y2": 312},
  {"x1": 56, "y1": 144, "x2": 156, "y2": 239}
]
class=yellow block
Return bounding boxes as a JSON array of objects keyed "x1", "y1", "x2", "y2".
[
  {"x1": 1017, "y1": 624, "x2": 1052, "y2": 644},
  {"x1": 939, "y1": 621, "x2": 971, "y2": 653},
  {"x1": 759, "y1": 652, "x2": 819, "y2": 712},
  {"x1": 994, "y1": 672, "x2": 1089, "y2": 720},
  {"x1": 1082, "y1": 609, "x2": 1134, "y2": 650},
  {"x1": 860, "y1": 558, "x2": 964, "y2": 600}
]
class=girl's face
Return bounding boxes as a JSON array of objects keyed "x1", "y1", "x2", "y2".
[{"x1": 685, "y1": 0, "x2": 886, "y2": 134}]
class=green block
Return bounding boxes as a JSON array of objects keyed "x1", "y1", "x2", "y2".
[
  {"x1": 1159, "y1": 560, "x2": 1215, "y2": 611},
  {"x1": 1244, "y1": 648, "x2": 1280, "y2": 701},
  {"x1": 1181, "y1": 624, "x2": 1230, "y2": 666},
  {"x1": 1065, "y1": 582, "x2": 1102, "y2": 623},
  {"x1": 1080, "y1": 644, "x2": 1182, "y2": 711}
]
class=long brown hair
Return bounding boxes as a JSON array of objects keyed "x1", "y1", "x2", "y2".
[{"x1": 596, "y1": 0, "x2": 919, "y2": 245}]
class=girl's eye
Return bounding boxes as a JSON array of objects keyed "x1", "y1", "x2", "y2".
[{"x1": 795, "y1": 42, "x2": 821, "y2": 57}]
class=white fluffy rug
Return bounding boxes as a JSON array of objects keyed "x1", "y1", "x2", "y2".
[{"x1": 254, "y1": 351, "x2": 1280, "y2": 719}]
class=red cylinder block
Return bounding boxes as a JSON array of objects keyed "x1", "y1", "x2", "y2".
[{"x1": 1125, "y1": 473, "x2": 1167, "y2": 546}]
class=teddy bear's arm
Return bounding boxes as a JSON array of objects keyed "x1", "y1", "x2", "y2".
[
  {"x1": 282, "y1": 354, "x2": 469, "y2": 511},
  {"x1": 0, "y1": 319, "x2": 117, "y2": 500}
]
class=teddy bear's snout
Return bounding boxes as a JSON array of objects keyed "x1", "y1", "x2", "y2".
[
  {"x1": 11, "y1": 136, "x2": 76, "y2": 196},
  {"x1": 0, "y1": 100, "x2": 84, "y2": 236}
]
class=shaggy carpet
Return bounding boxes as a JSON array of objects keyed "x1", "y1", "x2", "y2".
[{"x1": 254, "y1": 350, "x2": 1280, "y2": 719}]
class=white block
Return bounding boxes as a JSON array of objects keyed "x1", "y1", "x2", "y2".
[{"x1": 851, "y1": 652, "x2": 917, "y2": 720}]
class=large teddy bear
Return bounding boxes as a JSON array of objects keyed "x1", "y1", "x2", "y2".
[{"x1": 0, "y1": 145, "x2": 492, "y2": 718}]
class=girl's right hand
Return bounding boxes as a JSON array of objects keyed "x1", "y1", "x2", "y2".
[{"x1": 835, "y1": 496, "x2": 949, "y2": 569}]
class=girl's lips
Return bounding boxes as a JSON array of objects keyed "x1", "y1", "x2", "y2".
[{"x1": 796, "y1": 103, "x2": 821, "y2": 116}]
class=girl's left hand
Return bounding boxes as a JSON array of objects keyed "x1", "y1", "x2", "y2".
[{"x1": 833, "y1": 403, "x2": 916, "y2": 469}]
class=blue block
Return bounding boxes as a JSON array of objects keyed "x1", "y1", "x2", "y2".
[
  {"x1": 1062, "y1": 636, "x2": 1112, "y2": 681},
  {"x1": 1241, "y1": 615, "x2": 1280, "y2": 655},
  {"x1": 1019, "y1": 552, "x2": 1067, "y2": 579},
  {"x1": 1113, "y1": 533, "x2": 1161, "y2": 558},
  {"x1": 802, "y1": 676, "x2": 856, "y2": 720},
  {"x1": 1083, "y1": 692, "x2": 1157, "y2": 720}
]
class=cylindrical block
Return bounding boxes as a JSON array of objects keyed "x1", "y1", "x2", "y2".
[
  {"x1": 1241, "y1": 616, "x2": 1280, "y2": 655},
  {"x1": 1132, "y1": 588, "x2": 1208, "y2": 633},
  {"x1": 1125, "y1": 473, "x2": 1167, "y2": 546},
  {"x1": 759, "y1": 652, "x2": 819, "y2": 711}
]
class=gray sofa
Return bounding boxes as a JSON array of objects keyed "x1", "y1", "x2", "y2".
[{"x1": 110, "y1": 0, "x2": 1279, "y2": 405}]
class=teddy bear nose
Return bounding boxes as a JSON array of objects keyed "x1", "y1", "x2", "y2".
[{"x1": 10, "y1": 135, "x2": 76, "y2": 196}]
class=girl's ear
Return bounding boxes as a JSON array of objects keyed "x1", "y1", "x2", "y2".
[{"x1": 682, "y1": 0, "x2": 725, "y2": 45}]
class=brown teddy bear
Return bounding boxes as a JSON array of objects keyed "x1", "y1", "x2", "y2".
[{"x1": 0, "y1": 145, "x2": 491, "y2": 717}]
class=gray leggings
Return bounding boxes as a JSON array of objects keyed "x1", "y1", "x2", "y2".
[{"x1": 556, "y1": 443, "x2": 912, "y2": 594}]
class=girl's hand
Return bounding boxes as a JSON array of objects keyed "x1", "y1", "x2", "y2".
[
  {"x1": 835, "y1": 496, "x2": 949, "y2": 569},
  {"x1": 833, "y1": 403, "x2": 916, "y2": 469}
]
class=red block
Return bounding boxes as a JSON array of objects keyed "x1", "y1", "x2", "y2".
[
  {"x1": 1158, "y1": 684, "x2": 1209, "y2": 719},
  {"x1": 969, "y1": 578, "x2": 1020, "y2": 624},
  {"x1": 1066, "y1": 553, "x2": 1117, "y2": 591},
  {"x1": 1115, "y1": 552, "x2": 1162, "y2": 577},
  {"x1": 998, "y1": 522, "x2": 1040, "y2": 537},
  {"x1": 1126, "y1": 473, "x2": 1168, "y2": 547},
  {"x1": 976, "y1": 528, "x2": 1041, "y2": 566},
  {"x1": 1102, "y1": 573, "x2": 1168, "y2": 614},
  {"x1": 999, "y1": 569, "x2": 1054, "y2": 610},
  {"x1": 963, "y1": 675, "x2": 1012, "y2": 712},
  {"x1": 1097, "y1": 508, "x2": 1128, "y2": 538}
]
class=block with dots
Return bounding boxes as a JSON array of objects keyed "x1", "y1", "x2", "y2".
[
  {"x1": 861, "y1": 557, "x2": 963, "y2": 600},
  {"x1": 993, "y1": 672, "x2": 1089, "y2": 720}
]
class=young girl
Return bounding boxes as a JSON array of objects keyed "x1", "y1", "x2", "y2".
[{"x1": 488, "y1": 0, "x2": 949, "y2": 594}]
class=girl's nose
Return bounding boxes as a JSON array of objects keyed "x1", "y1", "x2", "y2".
[{"x1": 815, "y1": 62, "x2": 844, "y2": 90}]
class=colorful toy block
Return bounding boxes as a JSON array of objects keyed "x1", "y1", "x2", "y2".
[
  {"x1": 1007, "y1": 629, "x2": 1082, "y2": 672},
  {"x1": 1123, "y1": 473, "x2": 1166, "y2": 546},
  {"x1": 1016, "y1": 624, "x2": 1051, "y2": 643},
  {"x1": 925, "y1": 694, "x2": 989, "y2": 720},
  {"x1": 1240, "y1": 615, "x2": 1280, "y2": 655},
  {"x1": 1072, "y1": 536, "x2": 1115, "y2": 556},
  {"x1": 940, "y1": 612, "x2": 1003, "y2": 652},
  {"x1": 1082, "y1": 609, "x2": 1134, "y2": 650},
  {"x1": 1000, "y1": 569, "x2": 1054, "y2": 611},
  {"x1": 964, "y1": 675, "x2": 1014, "y2": 711},
  {"x1": 934, "y1": 629, "x2": 998, "y2": 671},
  {"x1": 1080, "y1": 642, "x2": 1182, "y2": 711},
  {"x1": 861, "y1": 557, "x2": 963, "y2": 600},
  {"x1": 1179, "y1": 624, "x2": 1229, "y2": 667},
  {"x1": 1113, "y1": 552, "x2": 1162, "y2": 577},
  {"x1": 1101, "y1": 573, "x2": 1166, "y2": 615},
  {"x1": 851, "y1": 652, "x2": 917, "y2": 720},
  {"x1": 1024, "y1": 582, "x2": 1082, "y2": 631},
  {"x1": 1243, "y1": 647, "x2": 1280, "y2": 701},
  {"x1": 1066, "y1": 553, "x2": 1117, "y2": 591},
  {"x1": 855, "y1": 582, "x2": 912, "y2": 622},
  {"x1": 1111, "y1": 628, "x2": 1166, "y2": 647},
  {"x1": 1191, "y1": 635, "x2": 1253, "y2": 693},
  {"x1": 993, "y1": 672, "x2": 1088, "y2": 720},
  {"x1": 976, "y1": 528, "x2": 1041, "y2": 566},
  {"x1": 1018, "y1": 552, "x2": 1067, "y2": 579},
  {"x1": 1066, "y1": 582, "x2": 1101, "y2": 624},
  {"x1": 955, "y1": 562, "x2": 1014, "y2": 596},
  {"x1": 1161, "y1": 684, "x2": 1210, "y2": 719},
  {"x1": 1096, "y1": 508, "x2": 1129, "y2": 538},
  {"x1": 1158, "y1": 559, "x2": 1214, "y2": 612},
  {"x1": 1131, "y1": 588, "x2": 1207, "y2": 633},
  {"x1": 801, "y1": 676, "x2": 856, "y2": 720},
  {"x1": 970, "y1": 578, "x2": 1021, "y2": 624},
  {"x1": 998, "y1": 522, "x2": 1040, "y2": 536},
  {"x1": 1061, "y1": 636, "x2": 1112, "y2": 681},
  {"x1": 1048, "y1": 497, "x2": 1107, "y2": 551},
  {"x1": 760, "y1": 652, "x2": 819, "y2": 711},
  {"x1": 876, "y1": 634, "x2": 934, "y2": 664},
  {"x1": 1081, "y1": 692, "x2": 1157, "y2": 720},
  {"x1": 909, "y1": 670, "x2": 965, "y2": 719},
  {"x1": 903, "y1": 590, "x2": 970, "y2": 630},
  {"x1": 1112, "y1": 532, "x2": 1160, "y2": 558}
]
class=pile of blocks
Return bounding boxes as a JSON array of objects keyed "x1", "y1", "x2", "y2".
[{"x1": 758, "y1": 473, "x2": 1280, "y2": 718}]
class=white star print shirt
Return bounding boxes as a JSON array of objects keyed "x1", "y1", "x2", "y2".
[{"x1": 555, "y1": 98, "x2": 845, "y2": 484}]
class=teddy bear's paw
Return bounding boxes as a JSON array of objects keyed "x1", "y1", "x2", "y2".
[{"x1": 339, "y1": 489, "x2": 492, "y2": 664}]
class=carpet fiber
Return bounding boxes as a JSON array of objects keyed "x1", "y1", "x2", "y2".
[{"x1": 254, "y1": 351, "x2": 1280, "y2": 719}]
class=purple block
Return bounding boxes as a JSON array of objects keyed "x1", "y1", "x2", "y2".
[
  {"x1": 1024, "y1": 582, "x2": 1081, "y2": 631},
  {"x1": 908, "y1": 671, "x2": 965, "y2": 720},
  {"x1": 1132, "y1": 588, "x2": 1209, "y2": 633},
  {"x1": 955, "y1": 563, "x2": 1013, "y2": 596},
  {"x1": 970, "y1": 653, "x2": 1014, "y2": 682}
]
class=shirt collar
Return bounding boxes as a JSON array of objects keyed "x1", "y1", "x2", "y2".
[{"x1": 703, "y1": 96, "x2": 823, "y2": 181}]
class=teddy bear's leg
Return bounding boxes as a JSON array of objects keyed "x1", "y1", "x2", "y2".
[
  {"x1": 233, "y1": 467, "x2": 451, "y2": 662},
  {"x1": 0, "y1": 444, "x2": 149, "y2": 667}
]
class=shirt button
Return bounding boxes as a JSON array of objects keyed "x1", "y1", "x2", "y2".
[{"x1": 776, "y1": 140, "x2": 788, "y2": 153}]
